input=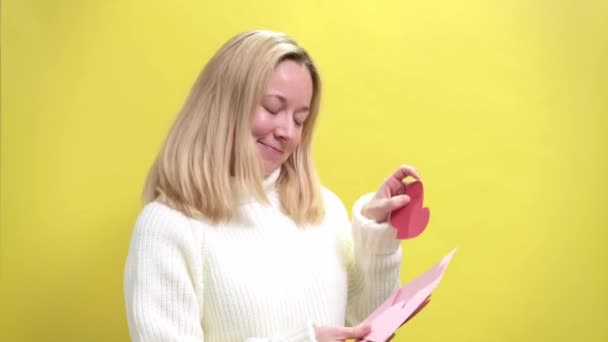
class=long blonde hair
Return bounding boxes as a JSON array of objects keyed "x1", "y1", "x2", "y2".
[{"x1": 143, "y1": 30, "x2": 324, "y2": 225}]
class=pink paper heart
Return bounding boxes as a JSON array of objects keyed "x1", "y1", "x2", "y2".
[{"x1": 389, "y1": 181, "x2": 430, "y2": 239}]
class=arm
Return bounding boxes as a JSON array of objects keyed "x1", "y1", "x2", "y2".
[
  {"x1": 124, "y1": 203, "x2": 319, "y2": 342},
  {"x1": 124, "y1": 203, "x2": 205, "y2": 342},
  {"x1": 342, "y1": 193, "x2": 403, "y2": 326},
  {"x1": 339, "y1": 165, "x2": 422, "y2": 326}
]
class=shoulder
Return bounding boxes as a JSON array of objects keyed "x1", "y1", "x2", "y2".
[
  {"x1": 320, "y1": 186, "x2": 344, "y2": 209},
  {"x1": 320, "y1": 185, "x2": 350, "y2": 223},
  {"x1": 136, "y1": 200, "x2": 190, "y2": 227},
  {"x1": 131, "y1": 200, "x2": 201, "y2": 244},
  {"x1": 126, "y1": 201, "x2": 205, "y2": 283}
]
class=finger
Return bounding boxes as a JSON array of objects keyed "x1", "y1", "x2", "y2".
[
  {"x1": 384, "y1": 177, "x2": 406, "y2": 197},
  {"x1": 386, "y1": 177, "x2": 419, "y2": 197},
  {"x1": 395, "y1": 185, "x2": 405, "y2": 196},
  {"x1": 390, "y1": 165, "x2": 421, "y2": 181},
  {"x1": 336, "y1": 324, "x2": 371, "y2": 339},
  {"x1": 386, "y1": 195, "x2": 410, "y2": 211}
]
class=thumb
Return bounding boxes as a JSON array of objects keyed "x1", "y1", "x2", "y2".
[
  {"x1": 387, "y1": 194, "x2": 410, "y2": 211},
  {"x1": 338, "y1": 324, "x2": 371, "y2": 339}
]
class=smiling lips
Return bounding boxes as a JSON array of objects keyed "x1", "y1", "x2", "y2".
[{"x1": 258, "y1": 141, "x2": 283, "y2": 154}]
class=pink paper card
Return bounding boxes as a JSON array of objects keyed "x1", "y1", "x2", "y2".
[
  {"x1": 361, "y1": 248, "x2": 456, "y2": 342},
  {"x1": 389, "y1": 181, "x2": 430, "y2": 239}
]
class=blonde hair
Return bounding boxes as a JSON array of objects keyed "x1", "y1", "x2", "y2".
[{"x1": 143, "y1": 30, "x2": 324, "y2": 225}]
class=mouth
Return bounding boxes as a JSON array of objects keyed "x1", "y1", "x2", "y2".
[{"x1": 258, "y1": 141, "x2": 283, "y2": 154}]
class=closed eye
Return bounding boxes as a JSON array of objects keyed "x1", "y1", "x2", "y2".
[{"x1": 264, "y1": 106, "x2": 279, "y2": 115}]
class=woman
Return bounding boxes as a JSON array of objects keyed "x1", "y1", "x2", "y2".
[{"x1": 124, "y1": 30, "x2": 420, "y2": 342}]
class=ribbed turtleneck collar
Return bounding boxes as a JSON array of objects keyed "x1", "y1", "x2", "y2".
[
  {"x1": 262, "y1": 168, "x2": 281, "y2": 192},
  {"x1": 236, "y1": 168, "x2": 281, "y2": 206}
]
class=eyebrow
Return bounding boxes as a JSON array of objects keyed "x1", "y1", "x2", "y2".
[{"x1": 264, "y1": 94, "x2": 309, "y2": 113}]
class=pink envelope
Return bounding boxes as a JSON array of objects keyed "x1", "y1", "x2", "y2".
[{"x1": 360, "y1": 248, "x2": 456, "y2": 342}]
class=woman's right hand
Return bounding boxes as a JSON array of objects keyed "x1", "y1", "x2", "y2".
[{"x1": 313, "y1": 323, "x2": 371, "y2": 342}]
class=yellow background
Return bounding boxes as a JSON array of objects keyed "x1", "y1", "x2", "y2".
[{"x1": 2, "y1": 0, "x2": 607, "y2": 341}]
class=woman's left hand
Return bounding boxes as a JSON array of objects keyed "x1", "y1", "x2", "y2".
[{"x1": 361, "y1": 164, "x2": 421, "y2": 223}]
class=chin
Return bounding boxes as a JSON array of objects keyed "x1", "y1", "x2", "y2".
[{"x1": 263, "y1": 163, "x2": 279, "y2": 176}]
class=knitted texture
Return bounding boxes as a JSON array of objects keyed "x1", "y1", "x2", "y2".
[{"x1": 124, "y1": 170, "x2": 402, "y2": 341}]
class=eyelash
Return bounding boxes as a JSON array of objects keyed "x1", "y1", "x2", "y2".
[
  {"x1": 264, "y1": 106, "x2": 304, "y2": 127},
  {"x1": 264, "y1": 107, "x2": 279, "y2": 115}
]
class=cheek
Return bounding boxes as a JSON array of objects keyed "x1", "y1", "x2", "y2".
[
  {"x1": 250, "y1": 110, "x2": 267, "y2": 138},
  {"x1": 289, "y1": 131, "x2": 304, "y2": 150}
]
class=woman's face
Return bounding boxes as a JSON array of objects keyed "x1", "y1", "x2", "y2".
[{"x1": 251, "y1": 60, "x2": 313, "y2": 176}]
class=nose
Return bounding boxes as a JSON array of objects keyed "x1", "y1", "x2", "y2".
[{"x1": 274, "y1": 113, "x2": 297, "y2": 141}]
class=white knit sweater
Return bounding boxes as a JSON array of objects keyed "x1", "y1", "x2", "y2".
[{"x1": 124, "y1": 170, "x2": 402, "y2": 341}]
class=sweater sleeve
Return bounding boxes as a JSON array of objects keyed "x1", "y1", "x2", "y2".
[
  {"x1": 124, "y1": 203, "x2": 205, "y2": 342},
  {"x1": 338, "y1": 193, "x2": 403, "y2": 326}
]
